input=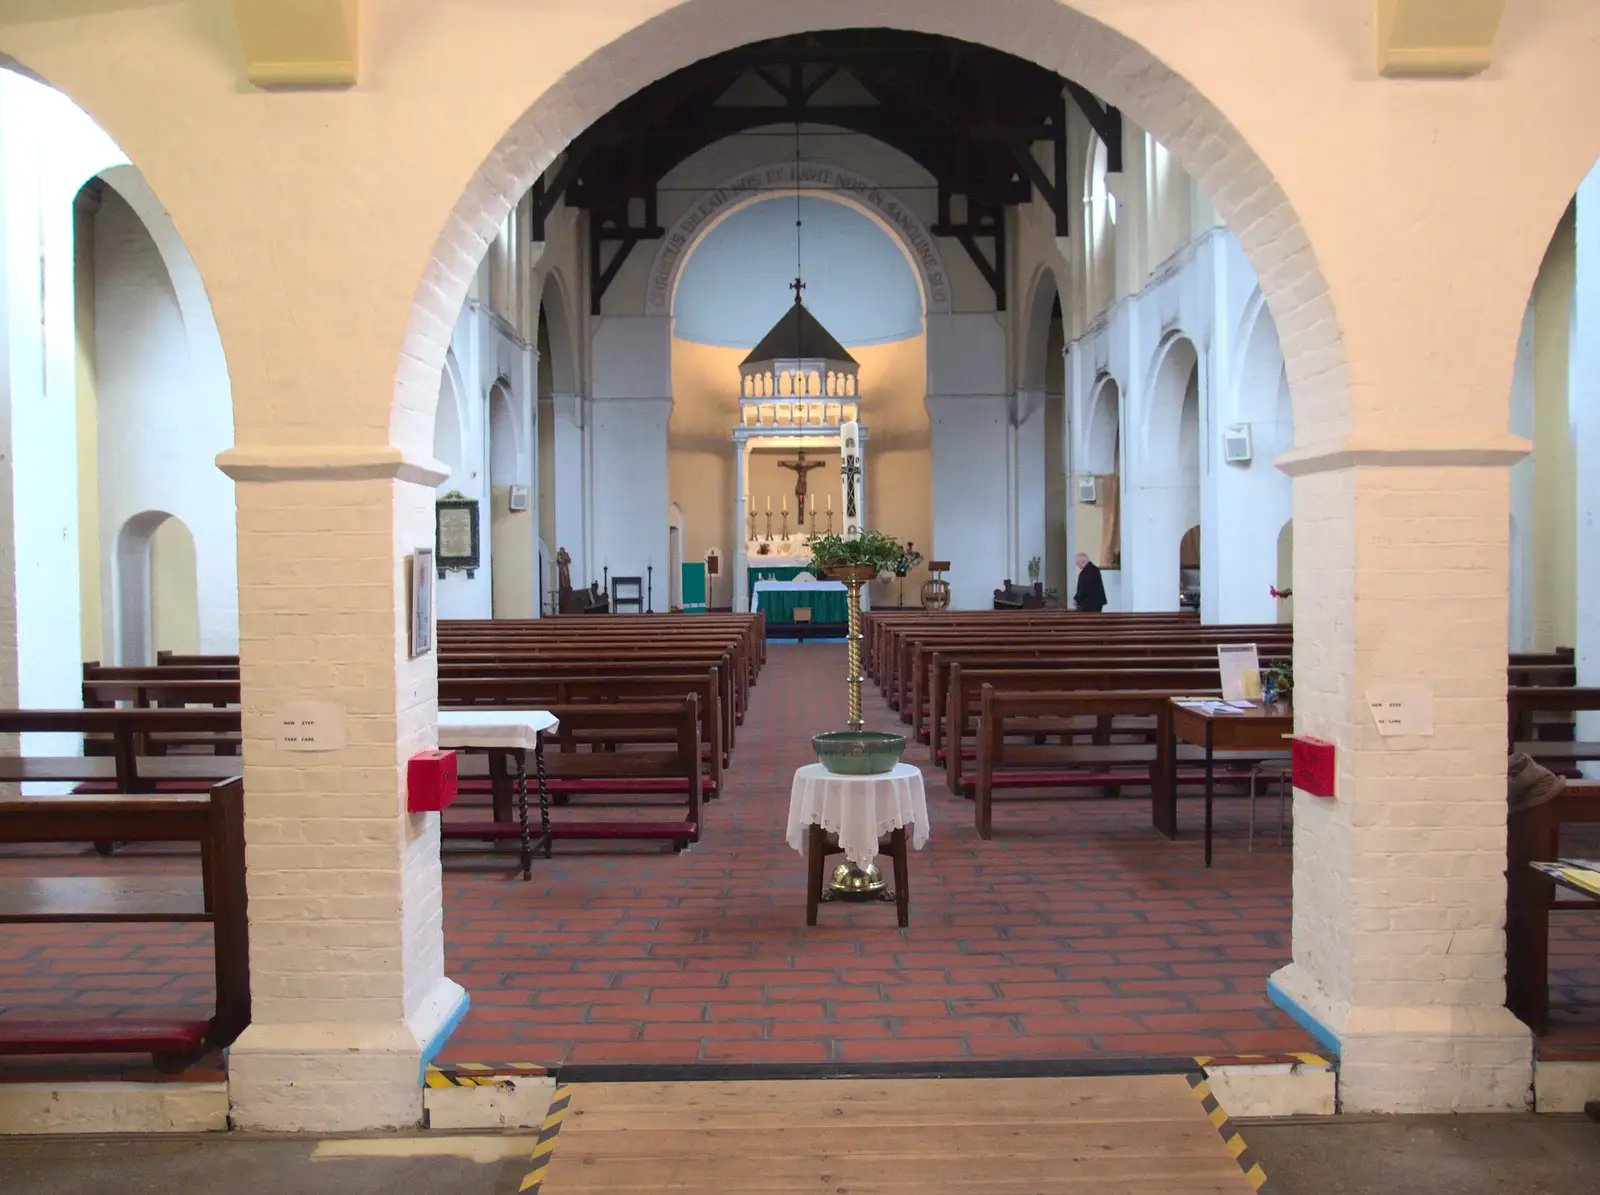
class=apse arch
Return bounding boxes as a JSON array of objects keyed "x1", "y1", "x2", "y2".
[
  {"x1": 393, "y1": 0, "x2": 1348, "y2": 453},
  {"x1": 649, "y1": 161, "x2": 951, "y2": 320},
  {"x1": 673, "y1": 194, "x2": 923, "y2": 348}
]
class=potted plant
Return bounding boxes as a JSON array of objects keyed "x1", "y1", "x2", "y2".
[
  {"x1": 1264, "y1": 659, "x2": 1293, "y2": 708},
  {"x1": 804, "y1": 530, "x2": 915, "y2": 585},
  {"x1": 1027, "y1": 555, "x2": 1043, "y2": 597}
]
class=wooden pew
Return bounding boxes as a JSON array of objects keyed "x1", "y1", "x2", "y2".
[
  {"x1": 941, "y1": 664, "x2": 1249, "y2": 803},
  {"x1": 919, "y1": 639, "x2": 1292, "y2": 751},
  {"x1": 888, "y1": 624, "x2": 1285, "y2": 714},
  {"x1": 0, "y1": 779, "x2": 249, "y2": 1069},
  {"x1": 1505, "y1": 780, "x2": 1600, "y2": 1034},
  {"x1": 443, "y1": 698, "x2": 703, "y2": 852},
  {"x1": 0, "y1": 709, "x2": 242, "y2": 792},
  {"x1": 439, "y1": 669, "x2": 726, "y2": 800}
]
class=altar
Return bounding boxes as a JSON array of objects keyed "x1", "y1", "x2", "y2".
[
  {"x1": 751, "y1": 578, "x2": 849, "y2": 625},
  {"x1": 729, "y1": 296, "x2": 870, "y2": 615}
]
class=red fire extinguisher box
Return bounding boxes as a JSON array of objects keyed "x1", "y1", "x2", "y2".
[
  {"x1": 1291, "y1": 736, "x2": 1336, "y2": 799},
  {"x1": 407, "y1": 750, "x2": 459, "y2": 813}
]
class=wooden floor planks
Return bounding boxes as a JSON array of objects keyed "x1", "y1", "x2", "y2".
[{"x1": 538, "y1": 1075, "x2": 1259, "y2": 1193}]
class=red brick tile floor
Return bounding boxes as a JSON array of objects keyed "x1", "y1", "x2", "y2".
[{"x1": 2, "y1": 641, "x2": 1595, "y2": 1077}]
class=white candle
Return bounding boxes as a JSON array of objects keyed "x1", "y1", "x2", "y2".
[
  {"x1": 809, "y1": 494, "x2": 815, "y2": 514},
  {"x1": 766, "y1": 495, "x2": 771, "y2": 514},
  {"x1": 827, "y1": 494, "x2": 832, "y2": 512},
  {"x1": 782, "y1": 494, "x2": 788, "y2": 513}
]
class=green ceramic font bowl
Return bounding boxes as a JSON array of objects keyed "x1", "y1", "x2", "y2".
[{"x1": 812, "y1": 731, "x2": 907, "y2": 776}]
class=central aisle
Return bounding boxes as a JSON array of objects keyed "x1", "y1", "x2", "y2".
[{"x1": 437, "y1": 642, "x2": 1311, "y2": 1067}]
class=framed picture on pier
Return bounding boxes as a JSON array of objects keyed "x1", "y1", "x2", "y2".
[
  {"x1": 409, "y1": 548, "x2": 435, "y2": 659},
  {"x1": 434, "y1": 490, "x2": 481, "y2": 578}
]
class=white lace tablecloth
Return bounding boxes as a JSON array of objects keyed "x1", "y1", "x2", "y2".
[
  {"x1": 786, "y1": 762, "x2": 930, "y2": 867},
  {"x1": 437, "y1": 709, "x2": 559, "y2": 751}
]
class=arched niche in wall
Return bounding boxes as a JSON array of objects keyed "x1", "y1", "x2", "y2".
[{"x1": 115, "y1": 510, "x2": 197, "y2": 665}]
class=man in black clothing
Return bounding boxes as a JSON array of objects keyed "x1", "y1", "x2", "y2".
[{"x1": 1073, "y1": 552, "x2": 1108, "y2": 612}]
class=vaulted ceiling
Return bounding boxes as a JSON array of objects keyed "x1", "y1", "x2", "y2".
[{"x1": 529, "y1": 30, "x2": 1123, "y2": 313}]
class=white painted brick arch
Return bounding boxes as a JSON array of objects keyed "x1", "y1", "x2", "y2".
[{"x1": 394, "y1": 0, "x2": 1346, "y2": 455}]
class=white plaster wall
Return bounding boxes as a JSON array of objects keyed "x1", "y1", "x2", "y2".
[
  {"x1": 1574, "y1": 161, "x2": 1600, "y2": 747},
  {"x1": 93, "y1": 185, "x2": 236, "y2": 658},
  {"x1": 0, "y1": 72, "x2": 123, "y2": 755},
  {"x1": 432, "y1": 302, "x2": 533, "y2": 620},
  {"x1": 1508, "y1": 301, "x2": 1537, "y2": 652},
  {"x1": 1064, "y1": 229, "x2": 1291, "y2": 621}
]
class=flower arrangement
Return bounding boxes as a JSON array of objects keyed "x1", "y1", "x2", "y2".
[
  {"x1": 1027, "y1": 556, "x2": 1042, "y2": 584},
  {"x1": 1263, "y1": 659, "x2": 1293, "y2": 706}
]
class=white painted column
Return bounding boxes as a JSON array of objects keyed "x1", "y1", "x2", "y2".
[
  {"x1": 1575, "y1": 166, "x2": 1600, "y2": 755},
  {"x1": 1013, "y1": 391, "x2": 1047, "y2": 588},
  {"x1": 589, "y1": 397, "x2": 670, "y2": 601},
  {"x1": 733, "y1": 445, "x2": 749, "y2": 614},
  {"x1": 1269, "y1": 454, "x2": 1533, "y2": 1113},
  {"x1": 551, "y1": 393, "x2": 587, "y2": 589},
  {"x1": 217, "y1": 451, "x2": 466, "y2": 1132},
  {"x1": 927, "y1": 396, "x2": 1010, "y2": 609},
  {"x1": 522, "y1": 344, "x2": 542, "y2": 617}
]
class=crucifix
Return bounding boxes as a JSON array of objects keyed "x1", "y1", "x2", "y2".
[{"x1": 778, "y1": 450, "x2": 827, "y2": 526}]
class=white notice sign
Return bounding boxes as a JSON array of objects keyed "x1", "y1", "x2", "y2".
[
  {"x1": 1217, "y1": 643, "x2": 1262, "y2": 702},
  {"x1": 276, "y1": 701, "x2": 348, "y2": 753},
  {"x1": 1365, "y1": 686, "x2": 1434, "y2": 738}
]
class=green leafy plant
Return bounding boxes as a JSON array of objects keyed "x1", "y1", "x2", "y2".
[
  {"x1": 1027, "y1": 555, "x2": 1042, "y2": 584},
  {"x1": 805, "y1": 530, "x2": 916, "y2": 575}
]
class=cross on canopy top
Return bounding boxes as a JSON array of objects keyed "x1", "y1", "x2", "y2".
[{"x1": 790, "y1": 276, "x2": 805, "y2": 302}]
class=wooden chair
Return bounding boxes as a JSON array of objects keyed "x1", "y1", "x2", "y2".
[
  {"x1": 611, "y1": 576, "x2": 644, "y2": 613},
  {"x1": 1506, "y1": 781, "x2": 1600, "y2": 1033},
  {"x1": 804, "y1": 824, "x2": 910, "y2": 928}
]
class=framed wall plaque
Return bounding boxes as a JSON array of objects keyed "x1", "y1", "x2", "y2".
[
  {"x1": 409, "y1": 548, "x2": 435, "y2": 659},
  {"x1": 434, "y1": 490, "x2": 480, "y2": 578}
]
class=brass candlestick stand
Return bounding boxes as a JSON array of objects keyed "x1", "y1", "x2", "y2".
[
  {"x1": 764, "y1": 512, "x2": 773, "y2": 541},
  {"x1": 780, "y1": 511, "x2": 790, "y2": 539},
  {"x1": 822, "y1": 564, "x2": 888, "y2": 898},
  {"x1": 747, "y1": 509, "x2": 757, "y2": 541}
]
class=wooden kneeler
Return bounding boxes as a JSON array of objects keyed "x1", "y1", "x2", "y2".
[{"x1": 805, "y1": 823, "x2": 910, "y2": 928}]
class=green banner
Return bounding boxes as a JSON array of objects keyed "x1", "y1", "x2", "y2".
[{"x1": 680, "y1": 562, "x2": 707, "y2": 612}]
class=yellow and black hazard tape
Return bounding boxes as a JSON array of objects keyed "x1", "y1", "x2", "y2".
[
  {"x1": 424, "y1": 1061, "x2": 551, "y2": 1088},
  {"x1": 1194, "y1": 1052, "x2": 1330, "y2": 1069},
  {"x1": 1186, "y1": 1072, "x2": 1275, "y2": 1193},
  {"x1": 518, "y1": 1083, "x2": 573, "y2": 1194}
]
